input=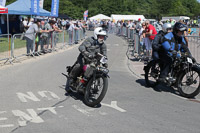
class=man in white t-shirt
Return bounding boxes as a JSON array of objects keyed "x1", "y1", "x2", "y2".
[{"x1": 25, "y1": 18, "x2": 41, "y2": 55}]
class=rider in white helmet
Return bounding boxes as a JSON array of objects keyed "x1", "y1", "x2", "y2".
[
  {"x1": 69, "y1": 27, "x2": 107, "y2": 86},
  {"x1": 152, "y1": 23, "x2": 172, "y2": 60},
  {"x1": 150, "y1": 23, "x2": 172, "y2": 77}
]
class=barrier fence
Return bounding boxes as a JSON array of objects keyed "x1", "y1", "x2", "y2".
[
  {"x1": 0, "y1": 34, "x2": 12, "y2": 63},
  {"x1": 0, "y1": 28, "x2": 85, "y2": 64},
  {"x1": 108, "y1": 26, "x2": 200, "y2": 63}
]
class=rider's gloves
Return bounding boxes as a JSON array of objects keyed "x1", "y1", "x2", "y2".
[
  {"x1": 103, "y1": 63, "x2": 108, "y2": 68},
  {"x1": 82, "y1": 51, "x2": 94, "y2": 59},
  {"x1": 171, "y1": 50, "x2": 177, "y2": 57}
]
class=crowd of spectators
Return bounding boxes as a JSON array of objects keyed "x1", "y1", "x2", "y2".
[{"x1": 20, "y1": 17, "x2": 88, "y2": 56}]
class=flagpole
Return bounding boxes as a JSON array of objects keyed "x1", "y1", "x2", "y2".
[{"x1": 7, "y1": 13, "x2": 9, "y2": 42}]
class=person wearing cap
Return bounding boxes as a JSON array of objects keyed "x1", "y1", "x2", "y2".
[
  {"x1": 135, "y1": 18, "x2": 142, "y2": 33},
  {"x1": 24, "y1": 18, "x2": 41, "y2": 56}
]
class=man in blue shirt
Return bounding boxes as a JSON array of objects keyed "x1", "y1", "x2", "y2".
[{"x1": 159, "y1": 22, "x2": 190, "y2": 82}]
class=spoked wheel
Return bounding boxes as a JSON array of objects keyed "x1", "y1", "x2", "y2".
[
  {"x1": 144, "y1": 60, "x2": 160, "y2": 87},
  {"x1": 178, "y1": 66, "x2": 200, "y2": 98},
  {"x1": 84, "y1": 76, "x2": 108, "y2": 107}
]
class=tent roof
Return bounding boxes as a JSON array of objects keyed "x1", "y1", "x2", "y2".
[
  {"x1": 6, "y1": 0, "x2": 50, "y2": 16},
  {"x1": 58, "y1": 14, "x2": 72, "y2": 19},
  {"x1": 0, "y1": 5, "x2": 6, "y2": 8},
  {"x1": 111, "y1": 14, "x2": 145, "y2": 21},
  {"x1": 89, "y1": 14, "x2": 111, "y2": 20}
]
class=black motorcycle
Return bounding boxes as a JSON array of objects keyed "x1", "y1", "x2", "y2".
[
  {"x1": 62, "y1": 53, "x2": 109, "y2": 107},
  {"x1": 144, "y1": 53, "x2": 200, "y2": 98}
]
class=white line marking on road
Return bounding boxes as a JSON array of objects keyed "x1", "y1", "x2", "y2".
[
  {"x1": 12, "y1": 109, "x2": 44, "y2": 126},
  {"x1": 101, "y1": 101, "x2": 127, "y2": 112},
  {"x1": 0, "y1": 124, "x2": 14, "y2": 128},
  {"x1": 17, "y1": 92, "x2": 40, "y2": 103},
  {"x1": 38, "y1": 91, "x2": 60, "y2": 100},
  {"x1": 0, "y1": 118, "x2": 7, "y2": 121},
  {"x1": 0, "y1": 111, "x2": 14, "y2": 128},
  {"x1": 0, "y1": 111, "x2": 6, "y2": 114},
  {"x1": 72, "y1": 105, "x2": 92, "y2": 116},
  {"x1": 58, "y1": 106, "x2": 64, "y2": 108},
  {"x1": 37, "y1": 107, "x2": 57, "y2": 115}
]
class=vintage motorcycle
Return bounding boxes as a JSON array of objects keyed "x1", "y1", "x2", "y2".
[
  {"x1": 62, "y1": 53, "x2": 109, "y2": 107},
  {"x1": 144, "y1": 52, "x2": 200, "y2": 98}
]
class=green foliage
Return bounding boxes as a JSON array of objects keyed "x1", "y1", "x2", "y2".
[{"x1": 5, "y1": 0, "x2": 200, "y2": 19}]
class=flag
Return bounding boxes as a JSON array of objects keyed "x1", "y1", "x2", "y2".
[
  {"x1": 39, "y1": 0, "x2": 44, "y2": 8},
  {"x1": 51, "y1": 0, "x2": 59, "y2": 17},
  {"x1": 31, "y1": 0, "x2": 39, "y2": 15},
  {"x1": 83, "y1": 10, "x2": 88, "y2": 21},
  {"x1": 0, "y1": 0, "x2": 6, "y2": 7}
]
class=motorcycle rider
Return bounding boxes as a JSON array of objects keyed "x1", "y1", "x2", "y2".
[
  {"x1": 159, "y1": 22, "x2": 191, "y2": 82},
  {"x1": 151, "y1": 23, "x2": 172, "y2": 76},
  {"x1": 152, "y1": 23, "x2": 172, "y2": 62},
  {"x1": 69, "y1": 27, "x2": 107, "y2": 87}
]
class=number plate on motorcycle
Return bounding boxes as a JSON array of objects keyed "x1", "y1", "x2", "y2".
[{"x1": 187, "y1": 57, "x2": 193, "y2": 64}]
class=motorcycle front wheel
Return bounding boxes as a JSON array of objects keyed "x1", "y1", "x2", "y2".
[
  {"x1": 177, "y1": 66, "x2": 200, "y2": 98},
  {"x1": 84, "y1": 76, "x2": 108, "y2": 107}
]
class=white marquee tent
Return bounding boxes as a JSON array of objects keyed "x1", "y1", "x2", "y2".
[
  {"x1": 89, "y1": 14, "x2": 111, "y2": 21},
  {"x1": 111, "y1": 14, "x2": 145, "y2": 21}
]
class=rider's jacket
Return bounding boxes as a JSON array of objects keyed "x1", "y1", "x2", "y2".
[
  {"x1": 162, "y1": 32, "x2": 187, "y2": 57},
  {"x1": 152, "y1": 30, "x2": 165, "y2": 51},
  {"x1": 79, "y1": 36, "x2": 107, "y2": 57}
]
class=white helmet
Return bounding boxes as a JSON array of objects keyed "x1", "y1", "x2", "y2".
[
  {"x1": 162, "y1": 23, "x2": 172, "y2": 33},
  {"x1": 94, "y1": 27, "x2": 107, "y2": 40}
]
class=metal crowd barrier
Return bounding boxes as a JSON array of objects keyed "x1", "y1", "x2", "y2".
[
  {"x1": 0, "y1": 34, "x2": 12, "y2": 63},
  {"x1": 187, "y1": 36, "x2": 200, "y2": 63},
  {"x1": 12, "y1": 33, "x2": 36, "y2": 59},
  {"x1": 108, "y1": 25, "x2": 200, "y2": 62},
  {"x1": 0, "y1": 28, "x2": 85, "y2": 64}
]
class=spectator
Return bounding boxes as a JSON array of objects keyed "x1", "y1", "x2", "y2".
[
  {"x1": 61, "y1": 19, "x2": 66, "y2": 30},
  {"x1": 68, "y1": 21, "x2": 75, "y2": 45},
  {"x1": 38, "y1": 20, "x2": 50, "y2": 53},
  {"x1": 65, "y1": 20, "x2": 70, "y2": 30},
  {"x1": 81, "y1": 21, "x2": 87, "y2": 39},
  {"x1": 135, "y1": 18, "x2": 142, "y2": 33},
  {"x1": 28, "y1": 18, "x2": 34, "y2": 27},
  {"x1": 145, "y1": 20, "x2": 157, "y2": 59},
  {"x1": 24, "y1": 18, "x2": 41, "y2": 56},
  {"x1": 139, "y1": 22, "x2": 146, "y2": 54},
  {"x1": 74, "y1": 21, "x2": 80, "y2": 44},
  {"x1": 23, "y1": 17, "x2": 29, "y2": 32}
]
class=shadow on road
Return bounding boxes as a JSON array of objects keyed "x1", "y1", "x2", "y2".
[
  {"x1": 135, "y1": 79, "x2": 180, "y2": 96},
  {"x1": 60, "y1": 83, "x2": 102, "y2": 108}
]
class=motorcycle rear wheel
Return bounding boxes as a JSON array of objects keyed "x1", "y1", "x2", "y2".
[
  {"x1": 144, "y1": 60, "x2": 160, "y2": 87},
  {"x1": 84, "y1": 76, "x2": 108, "y2": 107},
  {"x1": 177, "y1": 66, "x2": 200, "y2": 98}
]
